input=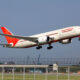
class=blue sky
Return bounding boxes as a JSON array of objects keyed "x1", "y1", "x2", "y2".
[{"x1": 0, "y1": 0, "x2": 80, "y2": 59}]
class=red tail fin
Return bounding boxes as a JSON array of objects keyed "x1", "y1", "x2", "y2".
[{"x1": 1, "y1": 27, "x2": 19, "y2": 46}]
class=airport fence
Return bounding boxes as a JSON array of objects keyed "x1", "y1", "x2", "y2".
[
  {"x1": 0, "y1": 57, "x2": 80, "y2": 80},
  {"x1": 0, "y1": 57, "x2": 80, "y2": 65},
  {"x1": 0, "y1": 65, "x2": 80, "y2": 80}
]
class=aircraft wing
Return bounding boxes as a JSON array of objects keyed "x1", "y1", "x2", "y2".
[{"x1": 0, "y1": 33, "x2": 38, "y2": 42}]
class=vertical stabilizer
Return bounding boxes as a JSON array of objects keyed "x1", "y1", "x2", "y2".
[{"x1": 1, "y1": 27, "x2": 19, "y2": 46}]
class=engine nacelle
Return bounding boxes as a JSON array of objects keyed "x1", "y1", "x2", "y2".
[
  {"x1": 37, "y1": 36, "x2": 50, "y2": 43},
  {"x1": 59, "y1": 39, "x2": 71, "y2": 44}
]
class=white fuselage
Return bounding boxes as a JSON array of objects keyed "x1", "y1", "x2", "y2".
[{"x1": 14, "y1": 26, "x2": 80, "y2": 48}]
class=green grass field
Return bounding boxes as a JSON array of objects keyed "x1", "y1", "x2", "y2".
[{"x1": 0, "y1": 73, "x2": 80, "y2": 80}]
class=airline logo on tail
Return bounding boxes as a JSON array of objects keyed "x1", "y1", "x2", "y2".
[{"x1": 1, "y1": 27, "x2": 19, "y2": 47}]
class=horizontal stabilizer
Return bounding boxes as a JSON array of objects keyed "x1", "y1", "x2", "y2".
[{"x1": 0, "y1": 44, "x2": 12, "y2": 47}]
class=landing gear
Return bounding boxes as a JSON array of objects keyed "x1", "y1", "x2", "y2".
[
  {"x1": 47, "y1": 43, "x2": 53, "y2": 50},
  {"x1": 36, "y1": 46, "x2": 42, "y2": 49},
  {"x1": 36, "y1": 41, "x2": 42, "y2": 49},
  {"x1": 47, "y1": 46, "x2": 53, "y2": 49}
]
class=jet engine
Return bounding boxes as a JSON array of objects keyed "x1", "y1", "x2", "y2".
[{"x1": 59, "y1": 39, "x2": 72, "y2": 44}]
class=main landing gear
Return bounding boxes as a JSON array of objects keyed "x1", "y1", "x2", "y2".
[
  {"x1": 36, "y1": 43, "x2": 53, "y2": 50},
  {"x1": 36, "y1": 45, "x2": 42, "y2": 49},
  {"x1": 47, "y1": 43, "x2": 53, "y2": 50}
]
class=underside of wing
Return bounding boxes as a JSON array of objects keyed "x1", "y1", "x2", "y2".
[{"x1": 0, "y1": 33, "x2": 38, "y2": 42}]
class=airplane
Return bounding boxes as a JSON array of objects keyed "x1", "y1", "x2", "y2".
[{"x1": 0, "y1": 26, "x2": 80, "y2": 50}]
